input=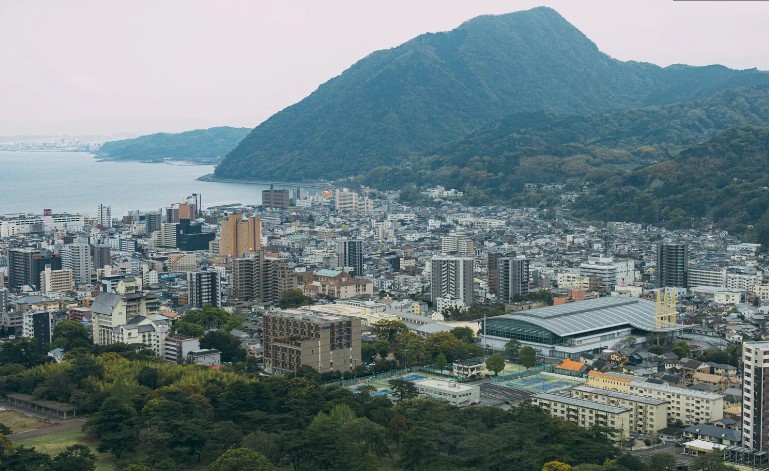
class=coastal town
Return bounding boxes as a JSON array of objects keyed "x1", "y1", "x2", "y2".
[{"x1": 1, "y1": 184, "x2": 766, "y2": 469}]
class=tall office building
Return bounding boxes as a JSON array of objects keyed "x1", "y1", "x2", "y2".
[
  {"x1": 657, "y1": 243, "x2": 688, "y2": 288},
  {"x1": 336, "y1": 239, "x2": 363, "y2": 276},
  {"x1": 187, "y1": 271, "x2": 221, "y2": 308},
  {"x1": 62, "y1": 243, "x2": 93, "y2": 286},
  {"x1": 7, "y1": 248, "x2": 62, "y2": 290},
  {"x1": 219, "y1": 215, "x2": 261, "y2": 258},
  {"x1": 497, "y1": 256, "x2": 530, "y2": 302},
  {"x1": 742, "y1": 342, "x2": 769, "y2": 452},
  {"x1": 430, "y1": 256, "x2": 473, "y2": 307},
  {"x1": 97, "y1": 204, "x2": 112, "y2": 229}
]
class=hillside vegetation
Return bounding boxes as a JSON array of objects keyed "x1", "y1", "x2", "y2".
[
  {"x1": 214, "y1": 7, "x2": 769, "y2": 182},
  {"x1": 97, "y1": 126, "x2": 250, "y2": 163}
]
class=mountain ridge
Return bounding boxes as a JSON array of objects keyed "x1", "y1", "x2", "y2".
[
  {"x1": 214, "y1": 7, "x2": 769, "y2": 182},
  {"x1": 97, "y1": 126, "x2": 250, "y2": 163}
]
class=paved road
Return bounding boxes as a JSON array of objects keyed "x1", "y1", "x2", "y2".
[{"x1": 8, "y1": 418, "x2": 86, "y2": 441}]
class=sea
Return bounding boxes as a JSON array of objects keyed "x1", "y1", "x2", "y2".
[{"x1": 0, "y1": 151, "x2": 315, "y2": 217}]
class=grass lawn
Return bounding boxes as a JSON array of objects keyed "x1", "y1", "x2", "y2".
[
  {"x1": 0, "y1": 409, "x2": 49, "y2": 433},
  {"x1": 15, "y1": 428, "x2": 114, "y2": 471},
  {"x1": 481, "y1": 361, "x2": 527, "y2": 376}
]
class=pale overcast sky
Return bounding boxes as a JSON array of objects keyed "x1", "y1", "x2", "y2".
[{"x1": 2, "y1": 0, "x2": 768, "y2": 136}]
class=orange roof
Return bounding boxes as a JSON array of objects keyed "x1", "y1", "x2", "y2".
[{"x1": 556, "y1": 359, "x2": 586, "y2": 372}]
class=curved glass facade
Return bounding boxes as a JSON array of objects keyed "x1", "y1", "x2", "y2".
[{"x1": 484, "y1": 318, "x2": 561, "y2": 344}]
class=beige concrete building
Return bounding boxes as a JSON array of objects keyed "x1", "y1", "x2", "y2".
[
  {"x1": 91, "y1": 279, "x2": 160, "y2": 346},
  {"x1": 219, "y1": 214, "x2": 261, "y2": 258},
  {"x1": 571, "y1": 385, "x2": 668, "y2": 433},
  {"x1": 531, "y1": 392, "x2": 632, "y2": 440},
  {"x1": 263, "y1": 309, "x2": 361, "y2": 375},
  {"x1": 586, "y1": 370, "x2": 635, "y2": 392},
  {"x1": 414, "y1": 379, "x2": 480, "y2": 406},
  {"x1": 232, "y1": 252, "x2": 296, "y2": 303},
  {"x1": 628, "y1": 381, "x2": 724, "y2": 425},
  {"x1": 40, "y1": 266, "x2": 74, "y2": 294}
]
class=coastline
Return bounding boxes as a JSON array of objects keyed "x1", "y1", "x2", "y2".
[{"x1": 197, "y1": 173, "x2": 333, "y2": 189}]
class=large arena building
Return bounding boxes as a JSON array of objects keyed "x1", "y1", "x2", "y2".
[{"x1": 481, "y1": 297, "x2": 681, "y2": 359}]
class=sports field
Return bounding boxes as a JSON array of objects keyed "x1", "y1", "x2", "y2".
[{"x1": 497, "y1": 373, "x2": 582, "y2": 393}]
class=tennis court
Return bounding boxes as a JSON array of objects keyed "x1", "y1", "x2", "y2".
[{"x1": 499, "y1": 373, "x2": 581, "y2": 393}]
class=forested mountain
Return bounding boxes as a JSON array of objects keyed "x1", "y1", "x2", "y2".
[
  {"x1": 97, "y1": 126, "x2": 250, "y2": 163},
  {"x1": 215, "y1": 6, "x2": 769, "y2": 181},
  {"x1": 359, "y1": 86, "x2": 769, "y2": 197},
  {"x1": 573, "y1": 127, "x2": 769, "y2": 246}
]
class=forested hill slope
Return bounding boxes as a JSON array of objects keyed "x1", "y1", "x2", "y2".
[
  {"x1": 97, "y1": 126, "x2": 250, "y2": 163},
  {"x1": 573, "y1": 127, "x2": 769, "y2": 246},
  {"x1": 214, "y1": 7, "x2": 769, "y2": 182}
]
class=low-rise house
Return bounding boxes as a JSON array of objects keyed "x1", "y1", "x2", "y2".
[{"x1": 683, "y1": 424, "x2": 741, "y2": 446}]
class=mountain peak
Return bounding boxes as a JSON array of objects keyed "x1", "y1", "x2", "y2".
[{"x1": 215, "y1": 8, "x2": 769, "y2": 182}]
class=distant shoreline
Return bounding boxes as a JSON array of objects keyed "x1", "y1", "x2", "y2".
[{"x1": 197, "y1": 173, "x2": 333, "y2": 189}]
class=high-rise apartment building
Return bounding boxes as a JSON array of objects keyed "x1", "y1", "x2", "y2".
[
  {"x1": 7, "y1": 248, "x2": 62, "y2": 290},
  {"x1": 22, "y1": 311, "x2": 54, "y2": 353},
  {"x1": 145, "y1": 212, "x2": 162, "y2": 235},
  {"x1": 488, "y1": 252, "x2": 502, "y2": 296},
  {"x1": 336, "y1": 239, "x2": 363, "y2": 277},
  {"x1": 441, "y1": 235, "x2": 474, "y2": 257},
  {"x1": 497, "y1": 256, "x2": 529, "y2": 302},
  {"x1": 262, "y1": 185, "x2": 290, "y2": 209},
  {"x1": 232, "y1": 252, "x2": 296, "y2": 303},
  {"x1": 219, "y1": 214, "x2": 261, "y2": 258},
  {"x1": 263, "y1": 309, "x2": 361, "y2": 374},
  {"x1": 657, "y1": 243, "x2": 688, "y2": 288},
  {"x1": 97, "y1": 204, "x2": 112, "y2": 228},
  {"x1": 92, "y1": 244, "x2": 111, "y2": 269},
  {"x1": 430, "y1": 256, "x2": 473, "y2": 308},
  {"x1": 0, "y1": 288, "x2": 8, "y2": 313},
  {"x1": 579, "y1": 255, "x2": 635, "y2": 290},
  {"x1": 62, "y1": 243, "x2": 93, "y2": 286},
  {"x1": 187, "y1": 271, "x2": 221, "y2": 308},
  {"x1": 687, "y1": 266, "x2": 727, "y2": 288},
  {"x1": 40, "y1": 265, "x2": 74, "y2": 294},
  {"x1": 742, "y1": 342, "x2": 769, "y2": 452}
]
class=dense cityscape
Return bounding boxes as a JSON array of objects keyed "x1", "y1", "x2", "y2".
[
  {"x1": 0, "y1": 182, "x2": 765, "y2": 470},
  {"x1": 4, "y1": 2, "x2": 769, "y2": 471}
]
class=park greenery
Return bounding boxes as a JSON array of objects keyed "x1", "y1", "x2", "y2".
[{"x1": 0, "y1": 316, "x2": 730, "y2": 471}]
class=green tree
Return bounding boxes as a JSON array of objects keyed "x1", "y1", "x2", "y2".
[
  {"x1": 119, "y1": 466, "x2": 153, "y2": 471},
  {"x1": 648, "y1": 452, "x2": 676, "y2": 471},
  {"x1": 671, "y1": 341, "x2": 691, "y2": 359},
  {"x1": 278, "y1": 289, "x2": 312, "y2": 309},
  {"x1": 51, "y1": 320, "x2": 92, "y2": 351},
  {"x1": 449, "y1": 327, "x2": 474, "y2": 344},
  {"x1": 4, "y1": 445, "x2": 52, "y2": 471},
  {"x1": 84, "y1": 397, "x2": 138, "y2": 459},
  {"x1": 208, "y1": 448, "x2": 272, "y2": 471},
  {"x1": 543, "y1": 462, "x2": 572, "y2": 471},
  {"x1": 505, "y1": 339, "x2": 521, "y2": 359},
  {"x1": 0, "y1": 422, "x2": 11, "y2": 436},
  {"x1": 389, "y1": 379, "x2": 419, "y2": 401},
  {"x1": 434, "y1": 353, "x2": 448, "y2": 372},
  {"x1": 200, "y1": 330, "x2": 246, "y2": 363},
  {"x1": 174, "y1": 321, "x2": 205, "y2": 338},
  {"x1": 519, "y1": 346, "x2": 537, "y2": 368},
  {"x1": 51, "y1": 444, "x2": 97, "y2": 471},
  {"x1": 692, "y1": 451, "x2": 737, "y2": 470},
  {"x1": 138, "y1": 366, "x2": 159, "y2": 389},
  {"x1": 372, "y1": 320, "x2": 409, "y2": 343},
  {"x1": 485, "y1": 353, "x2": 506, "y2": 376}
]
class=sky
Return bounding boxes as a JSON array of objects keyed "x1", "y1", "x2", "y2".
[{"x1": 2, "y1": 0, "x2": 769, "y2": 137}]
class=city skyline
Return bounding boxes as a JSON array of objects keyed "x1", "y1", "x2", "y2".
[{"x1": 2, "y1": 0, "x2": 769, "y2": 135}]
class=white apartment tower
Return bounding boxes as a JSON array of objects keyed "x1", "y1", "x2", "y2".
[
  {"x1": 430, "y1": 256, "x2": 473, "y2": 308},
  {"x1": 62, "y1": 243, "x2": 93, "y2": 286},
  {"x1": 97, "y1": 204, "x2": 112, "y2": 229},
  {"x1": 743, "y1": 342, "x2": 769, "y2": 452}
]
